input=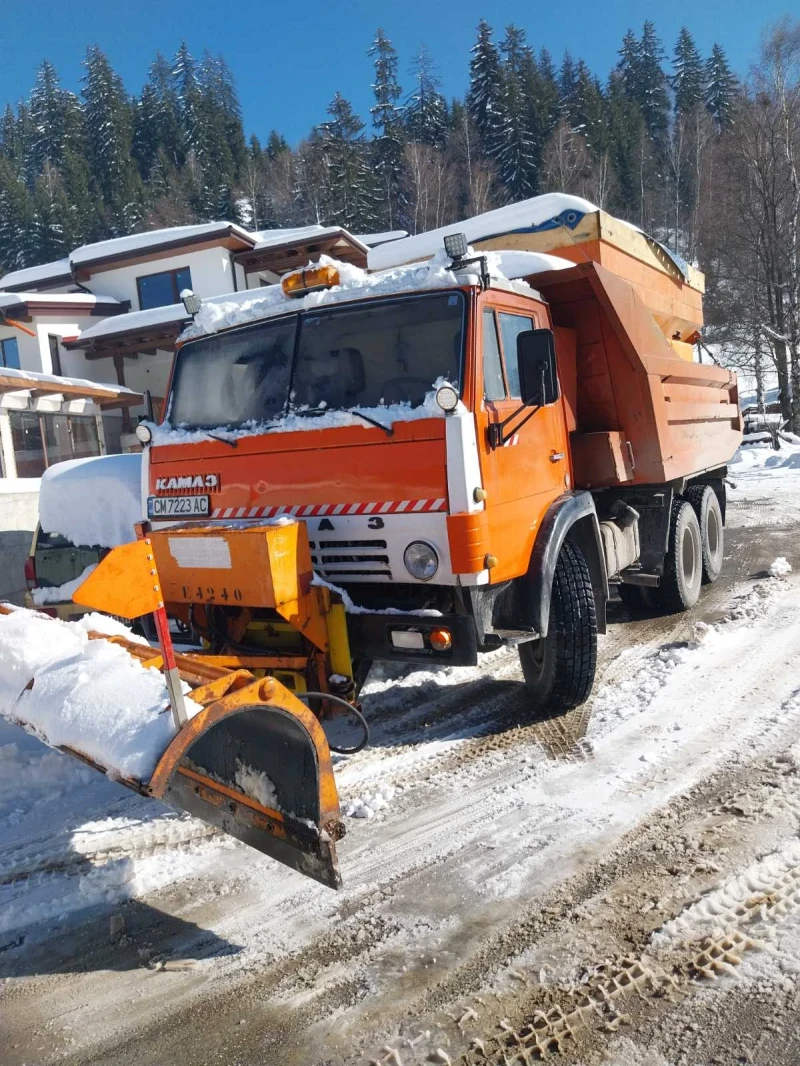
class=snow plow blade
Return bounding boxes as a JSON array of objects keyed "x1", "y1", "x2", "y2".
[{"x1": 147, "y1": 672, "x2": 345, "y2": 889}]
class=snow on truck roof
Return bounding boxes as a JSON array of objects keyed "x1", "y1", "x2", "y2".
[
  {"x1": 68, "y1": 246, "x2": 572, "y2": 351},
  {"x1": 179, "y1": 247, "x2": 572, "y2": 341}
]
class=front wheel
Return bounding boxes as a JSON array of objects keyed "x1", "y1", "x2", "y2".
[{"x1": 518, "y1": 540, "x2": 598, "y2": 714}]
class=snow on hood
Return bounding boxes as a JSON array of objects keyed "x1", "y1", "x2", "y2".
[
  {"x1": 39, "y1": 453, "x2": 143, "y2": 549},
  {"x1": 150, "y1": 376, "x2": 461, "y2": 446}
]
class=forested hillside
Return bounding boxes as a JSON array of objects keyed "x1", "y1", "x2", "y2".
[{"x1": 0, "y1": 19, "x2": 798, "y2": 426}]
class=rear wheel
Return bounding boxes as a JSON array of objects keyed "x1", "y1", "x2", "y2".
[
  {"x1": 656, "y1": 498, "x2": 702, "y2": 612},
  {"x1": 518, "y1": 540, "x2": 597, "y2": 713},
  {"x1": 685, "y1": 484, "x2": 724, "y2": 584}
]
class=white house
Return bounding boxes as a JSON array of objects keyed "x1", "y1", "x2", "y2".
[{"x1": 0, "y1": 221, "x2": 402, "y2": 475}]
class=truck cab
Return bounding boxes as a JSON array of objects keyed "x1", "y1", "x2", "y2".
[{"x1": 142, "y1": 238, "x2": 741, "y2": 713}]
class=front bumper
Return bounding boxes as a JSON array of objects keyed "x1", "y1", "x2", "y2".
[{"x1": 346, "y1": 611, "x2": 478, "y2": 666}]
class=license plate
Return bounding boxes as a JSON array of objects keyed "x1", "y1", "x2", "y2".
[{"x1": 147, "y1": 495, "x2": 210, "y2": 518}]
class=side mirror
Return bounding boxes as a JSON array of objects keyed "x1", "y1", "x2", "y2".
[{"x1": 517, "y1": 329, "x2": 559, "y2": 406}]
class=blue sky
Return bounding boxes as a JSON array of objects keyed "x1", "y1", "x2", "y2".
[{"x1": 1, "y1": 0, "x2": 793, "y2": 145}]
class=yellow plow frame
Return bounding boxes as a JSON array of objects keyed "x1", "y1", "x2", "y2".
[{"x1": 5, "y1": 520, "x2": 359, "y2": 889}]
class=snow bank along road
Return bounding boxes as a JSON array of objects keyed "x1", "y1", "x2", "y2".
[{"x1": 3, "y1": 441, "x2": 800, "y2": 1066}]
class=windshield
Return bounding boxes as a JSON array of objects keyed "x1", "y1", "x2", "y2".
[{"x1": 167, "y1": 291, "x2": 465, "y2": 429}]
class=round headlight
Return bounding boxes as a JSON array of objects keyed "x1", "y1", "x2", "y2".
[
  {"x1": 435, "y1": 384, "x2": 459, "y2": 412},
  {"x1": 403, "y1": 541, "x2": 439, "y2": 581},
  {"x1": 135, "y1": 422, "x2": 153, "y2": 444}
]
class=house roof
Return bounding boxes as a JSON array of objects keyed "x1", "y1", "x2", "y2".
[
  {"x1": 0, "y1": 258, "x2": 73, "y2": 293},
  {"x1": 64, "y1": 302, "x2": 190, "y2": 361},
  {"x1": 354, "y1": 230, "x2": 409, "y2": 247},
  {"x1": 0, "y1": 365, "x2": 142, "y2": 408},
  {"x1": 0, "y1": 291, "x2": 128, "y2": 321},
  {"x1": 235, "y1": 226, "x2": 369, "y2": 276},
  {"x1": 70, "y1": 222, "x2": 256, "y2": 275}
]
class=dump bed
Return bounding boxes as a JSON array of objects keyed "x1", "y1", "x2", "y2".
[
  {"x1": 476, "y1": 208, "x2": 704, "y2": 353},
  {"x1": 531, "y1": 261, "x2": 741, "y2": 489}
]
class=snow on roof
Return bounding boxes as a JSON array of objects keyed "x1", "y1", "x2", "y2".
[
  {"x1": 0, "y1": 258, "x2": 72, "y2": 291},
  {"x1": 355, "y1": 230, "x2": 409, "y2": 247},
  {"x1": 178, "y1": 247, "x2": 571, "y2": 344},
  {"x1": 248, "y1": 225, "x2": 368, "y2": 254},
  {"x1": 73, "y1": 302, "x2": 190, "y2": 343},
  {"x1": 0, "y1": 291, "x2": 122, "y2": 310},
  {"x1": 0, "y1": 364, "x2": 138, "y2": 396},
  {"x1": 368, "y1": 193, "x2": 601, "y2": 271},
  {"x1": 39, "y1": 453, "x2": 143, "y2": 549},
  {"x1": 70, "y1": 221, "x2": 255, "y2": 267}
]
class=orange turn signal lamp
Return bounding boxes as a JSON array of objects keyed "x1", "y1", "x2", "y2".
[
  {"x1": 281, "y1": 264, "x2": 341, "y2": 298},
  {"x1": 429, "y1": 628, "x2": 452, "y2": 652}
]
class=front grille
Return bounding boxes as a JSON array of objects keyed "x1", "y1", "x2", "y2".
[{"x1": 310, "y1": 538, "x2": 393, "y2": 581}]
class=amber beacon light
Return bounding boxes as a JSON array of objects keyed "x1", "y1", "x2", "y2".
[{"x1": 282, "y1": 264, "x2": 341, "y2": 298}]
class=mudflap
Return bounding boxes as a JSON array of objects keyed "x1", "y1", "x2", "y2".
[{"x1": 147, "y1": 687, "x2": 345, "y2": 889}]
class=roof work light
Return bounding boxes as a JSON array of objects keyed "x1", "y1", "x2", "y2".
[{"x1": 443, "y1": 232, "x2": 469, "y2": 261}]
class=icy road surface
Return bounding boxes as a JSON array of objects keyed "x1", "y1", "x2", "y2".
[{"x1": 2, "y1": 439, "x2": 800, "y2": 1066}]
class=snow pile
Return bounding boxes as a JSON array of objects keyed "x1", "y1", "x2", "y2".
[
  {"x1": 31, "y1": 563, "x2": 96, "y2": 605},
  {"x1": 0, "y1": 607, "x2": 199, "y2": 781},
  {"x1": 769, "y1": 556, "x2": 793, "y2": 578},
  {"x1": 39, "y1": 453, "x2": 142, "y2": 548},
  {"x1": 235, "y1": 759, "x2": 280, "y2": 810},
  {"x1": 368, "y1": 192, "x2": 600, "y2": 270},
  {"x1": 343, "y1": 784, "x2": 397, "y2": 819}
]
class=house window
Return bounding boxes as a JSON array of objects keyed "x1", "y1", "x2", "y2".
[
  {"x1": 137, "y1": 266, "x2": 192, "y2": 311},
  {"x1": 0, "y1": 336, "x2": 20, "y2": 369},
  {"x1": 48, "y1": 335, "x2": 63, "y2": 376},
  {"x1": 9, "y1": 412, "x2": 101, "y2": 477}
]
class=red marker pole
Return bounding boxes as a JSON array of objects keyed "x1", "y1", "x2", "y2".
[{"x1": 135, "y1": 522, "x2": 188, "y2": 730}]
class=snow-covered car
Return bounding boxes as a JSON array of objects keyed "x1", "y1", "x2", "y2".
[{"x1": 23, "y1": 526, "x2": 103, "y2": 621}]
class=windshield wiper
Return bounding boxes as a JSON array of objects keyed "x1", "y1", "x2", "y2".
[
  {"x1": 349, "y1": 409, "x2": 393, "y2": 436},
  {"x1": 294, "y1": 406, "x2": 393, "y2": 436},
  {"x1": 205, "y1": 431, "x2": 238, "y2": 448}
]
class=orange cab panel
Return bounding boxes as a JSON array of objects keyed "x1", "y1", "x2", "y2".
[{"x1": 151, "y1": 420, "x2": 448, "y2": 517}]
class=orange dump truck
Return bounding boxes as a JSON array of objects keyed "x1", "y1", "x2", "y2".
[
  {"x1": 5, "y1": 202, "x2": 742, "y2": 888},
  {"x1": 140, "y1": 215, "x2": 740, "y2": 715}
]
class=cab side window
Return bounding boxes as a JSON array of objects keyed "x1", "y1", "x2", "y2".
[
  {"x1": 498, "y1": 313, "x2": 535, "y2": 398},
  {"x1": 482, "y1": 310, "x2": 506, "y2": 401}
]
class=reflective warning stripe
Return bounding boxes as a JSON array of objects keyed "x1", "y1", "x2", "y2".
[{"x1": 210, "y1": 499, "x2": 447, "y2": 519}]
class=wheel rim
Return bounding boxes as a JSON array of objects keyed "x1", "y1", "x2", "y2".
[
  {"x1": 707, "y1": 505, "x2": 720, "y2": 558},
  {"x1": 682, "y1": 524, "x2": 697, "y2": 586}
]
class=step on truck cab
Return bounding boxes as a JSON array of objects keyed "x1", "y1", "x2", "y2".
[{"x1": 141, "y1": 207, "x2": 742, "y2": 713}]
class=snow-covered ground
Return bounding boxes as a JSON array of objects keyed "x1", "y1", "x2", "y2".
[{"x1": 2, "y1": 437, "x2": 800, "y2": 1065}]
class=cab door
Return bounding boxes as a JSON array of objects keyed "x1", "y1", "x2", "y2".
[{"x1": 475, "y1": 294, "x2": 572, "y2": 583}]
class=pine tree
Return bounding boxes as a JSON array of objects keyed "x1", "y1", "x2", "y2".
[
  {"x1": 29, "y1": 61, "x2": 80, "y2": 174},
  {"x1": 172, "y1": 42, "x2": 202, "y2": 156},
  {"x1": 0, "y1": 158, "x2": 35, "y2": 268},
  {"x1": 312, "y1": 93, "x2": 380, "y2": 231},
  {"x1": 81, "y1": 46, "x2": 142, "y2": 235},
  {"x1": 705, "y1": 43, "x2": 737, "y2": 129},
  {"x1": 404, "y1": 47, "x2": 448, "y2": 148},
  {"x1": 671, "y1": 28, "x2": 704, "y2": 118},
  {"x1": 635, "y1": 21, "x2": 670, "y2": 143},
  {"x1": 369, "y1": 29, "x2": 405, "y2": 228},
  {"x1": 495, "y1": 26, "x2": 536, "y2": 199},
  {"x1": 559, "y1": 52, "x2": 578, "y2": 114},
  {"x1": 467, "y1": 20, "x2": 503, "y2": 162},
  {"x1": 31, "y1": 162, "x2": 71, "y2": 261}
]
